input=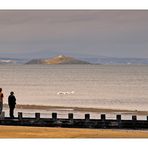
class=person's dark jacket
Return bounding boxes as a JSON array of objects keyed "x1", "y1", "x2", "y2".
[{"x1": 8, "y1": 95, "x2": 16, "y2": 108}]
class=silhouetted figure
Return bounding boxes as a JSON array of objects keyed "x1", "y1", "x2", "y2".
[
  {"x1": 0, "y1": 88, "x2": 4, "y2": 114},
  {"x1": 8, "y1": 91, "x2": 16, "y2": 118}
]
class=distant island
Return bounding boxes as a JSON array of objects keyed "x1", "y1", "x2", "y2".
[
  {"x1": 1, "y1": 55, "x2": 148, "y2": 65},
  {"x1": 26, "y1": 55, "x2": 90, "y2": 64}
]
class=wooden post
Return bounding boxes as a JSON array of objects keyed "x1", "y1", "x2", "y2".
[
  {"x1": 68, "y1": 113, "x2": 73, "y2": 120},
  {"x1": 35, "y1": 113, "x2": 40, "y2": 119},
  {"x1": 101, "y1": 114, "x2": 106, "y2": 121},
  {"x1": 101, "y1": 114, "x2": 106, "y2": 128},
  {"x1": 116, "y1": 115, "x2": 121, "y2": 121},
  {"x1": 18, "y1": 112, "x2": 23, "y2": 120},
  {"x1": 0, "y1": 111, "x2": 5, "y2": 119},
  {"x1": 85, "y1": 114, "x2": 90, "y2": 120},
  {"x1": 52, "y1": 113, "x2": 57, "y2": 120},
  {"x1": 132, "y1": 115, "x2": 137, "y2": 121},
  {"x1": 84, "y1": 114, "x2": 91, "y2": 128},
  {"x1": 68, "y1": 113, "x2": 74, "y2": 125},
  {"x1": 132, "y1": 115, "x2": 137, "y2": 129},
  {"x1": 116, "y1": 115, "x2": 121, "y2": 128}
]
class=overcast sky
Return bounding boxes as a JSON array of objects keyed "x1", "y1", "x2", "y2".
[{"x1": 0, "y1": 10, "x2": 148, "y2": 59}]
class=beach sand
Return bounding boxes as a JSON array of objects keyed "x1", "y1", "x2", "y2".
[{"x1": 0, "y1": 126, "x2": 148, "y2": 138}]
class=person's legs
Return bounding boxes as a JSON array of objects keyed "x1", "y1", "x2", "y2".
[
  {"x1": 12, "y1": 107, "x2": 14, "y2": 118},
  {"x1": 10, "y1": 106, "x2": 14, "y2": 118},
  {"x1": 0, "y1": 102, "x2": 3, "y2": 115},
  {"x1": 9, "y1": 107, "x2": 12, "y2": 117}
]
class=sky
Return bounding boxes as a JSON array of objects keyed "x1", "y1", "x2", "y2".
[{"x1": 0, "y1": 10, "x2": 148, "y2": 59}]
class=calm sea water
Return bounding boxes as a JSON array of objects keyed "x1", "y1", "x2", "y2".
[{"x1": 1, "y1": 64, "x2": 148, "y2": 118}]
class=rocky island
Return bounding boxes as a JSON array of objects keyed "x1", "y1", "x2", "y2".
[{"x1": 26, "y1": 55, "x2": 90, "y2": 64}]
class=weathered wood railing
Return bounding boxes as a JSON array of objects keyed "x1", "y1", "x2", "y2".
[{"x1": 1, "y1": 112, "x2": 148, "y2": 129}]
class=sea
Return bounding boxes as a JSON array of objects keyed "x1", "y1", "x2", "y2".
[{"x1": 1, "y1": 64, "x2": 148, "y2": 119}]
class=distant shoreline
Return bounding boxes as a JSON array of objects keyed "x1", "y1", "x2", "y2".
[{"x1": 3, "y1": 104, "x2": 148, "y2": 115}]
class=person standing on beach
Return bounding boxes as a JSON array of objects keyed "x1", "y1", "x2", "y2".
[
  {"x1": 8, "y1": 91, "x2": 16, "y2": 118},
  {"x1": 0, "y1": 88, "x2": 4, "y2": 114}
]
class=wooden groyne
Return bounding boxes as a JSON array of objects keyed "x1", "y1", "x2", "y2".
[{"x1": 1, "y1": 112, "x2": 148, "y2": 129}]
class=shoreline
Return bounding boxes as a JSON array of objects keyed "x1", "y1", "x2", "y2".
[{"x1": 4, "y1": 104, "x2": 148, "y2": 115}]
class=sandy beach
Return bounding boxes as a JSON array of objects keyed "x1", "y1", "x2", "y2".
[{"x1": 0, "y1": 126, "x2": 148, "y2": 138}]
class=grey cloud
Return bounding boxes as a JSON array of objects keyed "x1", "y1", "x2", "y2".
[
  {"x1": 0, "y1": 11, "x2": 100, "y2": 26},
  {"x1": 0, "y1": 10, "x2": 148, "y2": 58}
]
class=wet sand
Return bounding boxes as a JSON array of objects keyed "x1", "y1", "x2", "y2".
[
  {"x1": 4, "y1": 104, "x2": 148, "y2": 115},
  {"x1": 0, "y1": 126, "x2": 148, "y2": 138}
]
